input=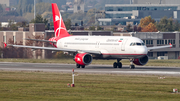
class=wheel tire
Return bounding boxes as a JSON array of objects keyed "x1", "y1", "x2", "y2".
[
  {"x1": 130, "y1": 65, "x2": 135, "y2": 69},
  {"x1": 81, "y1": 65, "x2": 85, "y2": 68},
  {"x1": 76, "y1": 64, "x2": 80, "y2": 68},
  {"x1": 132, "y1": 65, "x2": 135, "y2": 69},
  {"x1": 130, "y1": 65, "x2": 132, "y2": 69},
  {"x1": 117, "y1": 62, "x2": 122, "y2": 68},
  {"x1": 113, "y1": 62, "x2": 118, "y2": 68}
]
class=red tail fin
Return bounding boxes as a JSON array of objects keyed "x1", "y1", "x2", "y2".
[{"x1": 52, "y1": 3, "x2": 70, "y2": 38}]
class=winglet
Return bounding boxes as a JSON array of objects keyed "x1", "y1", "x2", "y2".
[
  {"x1": 169, "y1": 43, "x2": 172, "y2": 48},
  {"x1": 4, "y1": 42, "x2": 7, "y2": 48}
]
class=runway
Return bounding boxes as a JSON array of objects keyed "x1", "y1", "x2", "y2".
[{"x1": 0, "y1": 62, "x2": 180, "y2": 76}]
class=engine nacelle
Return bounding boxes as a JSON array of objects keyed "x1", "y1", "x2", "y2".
[
  {"x1": 133, "y1": 55, "x2": 149, "y2": 66},
  {"x1": 74, "y1": 53, "x2": 92, "y2": 66}
]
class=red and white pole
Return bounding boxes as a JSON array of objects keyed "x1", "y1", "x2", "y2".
[{"x1": 71, "y1": 69, "x2": 75, "y2": 87}]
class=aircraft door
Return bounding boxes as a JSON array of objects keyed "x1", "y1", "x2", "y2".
[
  {"x1": 95, "y1": 41, "x2": 100, "y2": 48},
  {"x1": 121, "y1": 39, "x2": 128, "y2": 51}
]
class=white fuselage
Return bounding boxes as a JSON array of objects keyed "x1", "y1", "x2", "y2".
[{"x1": 57, "y1": 36, "x2": 148, "y2": 59}]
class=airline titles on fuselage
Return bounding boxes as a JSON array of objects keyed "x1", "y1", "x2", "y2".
[
  {"x1": 75, "y1": 38, "x2": 89, "y2": 41},
  {"x1": 106, "y1": 38, "x2": 123, "y2": 42},
  {"x1": 106, "y1": 39, "x2": 118, "y2": 42}
]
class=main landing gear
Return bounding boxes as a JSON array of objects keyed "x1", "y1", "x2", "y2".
[
  {"x1": 113, "y1": 59, "x2": 122, "y2": 68},
  {"x1": 113, "y1": 59, "x2": 135, "y2": 69},
  {"x1": 129, "y1": 59, "x2": 135, "y2": 69},
  {"x1": 76, "y1": 64, "x2": 85, "y2": 68}
]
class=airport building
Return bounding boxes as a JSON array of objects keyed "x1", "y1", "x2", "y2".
[
  {"x1": 0, "y1": 23, "x2": 46, "y2": 59},
  {"x1": 98, "y1": 4, "x2": 180, "y2": 26},
  {"x1": 132, "y1": 0, "x2": 180, "y2": 4},
  {"x1": 0, "y1": 0, "x2": 18, "y2": 7}
]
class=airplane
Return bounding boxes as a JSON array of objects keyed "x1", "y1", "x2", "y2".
[{"x1": 4, "y1": 3, "x2": 172, "y2": 69}]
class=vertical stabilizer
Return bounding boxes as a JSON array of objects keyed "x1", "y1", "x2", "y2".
[{"x1": 52, "y1": 3, "x2": 70, "y2": 38}]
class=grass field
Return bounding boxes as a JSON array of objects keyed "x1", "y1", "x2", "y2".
[
  {"x1": 0, "y1": 71, "x2": 180, "y2": 101},
  {"x1": 0, "y1": 58, "x2": 180, "y2": 67}
]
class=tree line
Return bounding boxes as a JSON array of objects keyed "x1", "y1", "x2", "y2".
[{"x1": 126, "y1": 16, "x2": 180, "y2": 32}]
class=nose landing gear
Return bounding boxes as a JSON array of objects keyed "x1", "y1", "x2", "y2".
[{"x1": 129, "y1": 59, "x2": 135, "y2": 69}]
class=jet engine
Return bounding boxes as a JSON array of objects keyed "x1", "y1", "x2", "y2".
[
  {"x1": 133, "y1": 55, "x2": 149, "y2": 66},
  {"x1": 74, "y1": 53, "x2": 92, "y2": 66}
]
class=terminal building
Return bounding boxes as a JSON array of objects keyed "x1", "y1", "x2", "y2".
[{"x1": 98, "y1": 4, "x2": 180, "y2": 26}]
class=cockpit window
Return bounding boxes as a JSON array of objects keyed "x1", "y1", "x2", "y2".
[
  {"x1": 130, "y1": 43, "x2": 134, "y2": 46},
  {"x1": 136, "y1": 43, "x2": 141, "y2": 45},
  {"x1": 130, "y1": 42, "x2": 145, "y2": 46}
]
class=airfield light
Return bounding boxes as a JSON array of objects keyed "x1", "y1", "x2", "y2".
[
  {"x1": 173, "y1": 89, "x2": 178, "y2": 93},
  {"x1": 71, "y1": 69, "x2": 75, "y2": 87}
]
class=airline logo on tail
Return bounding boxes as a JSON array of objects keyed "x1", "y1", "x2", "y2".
[
  {"x1": 55, "y1": 15, "x2": 60, "y2": 22},
  {"x1": 52, "y1": 3, "x2": 70, "y2": 38},
  {"x1": 54, "y1": 14, "x2": 67, "y2": 37}
]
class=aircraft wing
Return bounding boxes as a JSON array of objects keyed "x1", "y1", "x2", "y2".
[
  {"x1": 6, "y1": 44, "x2": 101, "y2": 54},
  {"x1": 147, "y1": 44, "x2": 172, "y2": 51},
  {"x1": 25, "y1": 39, "x2": 56, "y2": 43}
]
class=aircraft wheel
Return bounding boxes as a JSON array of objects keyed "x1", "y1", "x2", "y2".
[
  {"x1": 76, "y1": 64, "x2": 80, "y2": 68},
  {"x1": 113, "y1": 62, "x2": 118, "y2": 68},
  {"x1": 130, "y1": 65, "x2": 135, "y2": 69},
  {"x1": 117, "y1": 62, "x2": 122, "y2": 68},
  {"x1": 81, "y1": 65, "x2": 85, "y2": 68}
]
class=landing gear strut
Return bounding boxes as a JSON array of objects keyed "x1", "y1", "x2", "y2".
[
  {"x1": 76, "y1": 64, "x2": 85, "y2": 68},
  {"x1": 113, "y1": 59, "x2": 122, "y2": 68},
  {"x1": 129, "y1": 59, "x2": 135, "y2": 69}
]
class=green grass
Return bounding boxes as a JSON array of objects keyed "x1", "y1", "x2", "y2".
[
  {"x1": 0, "y1": 71, "x2": 180, "y2": 101},
  {"x1": 0, "y1": 58, "x2": 180, "y2": 67}
]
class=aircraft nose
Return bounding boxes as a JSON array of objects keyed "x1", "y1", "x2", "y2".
[{"x1": 138, "y1": 47, "x2": 148, "y2": 54}]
